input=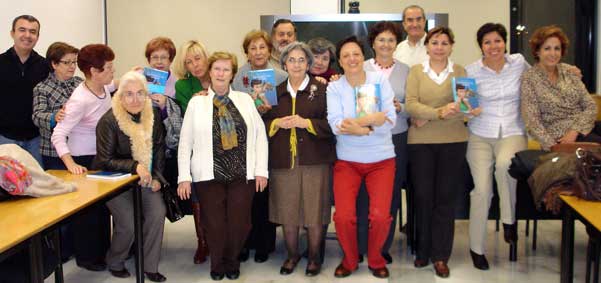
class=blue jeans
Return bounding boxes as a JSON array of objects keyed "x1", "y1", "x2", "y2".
[{"x1": 0, "y1": 134, "x2": 42, "y2": 165}]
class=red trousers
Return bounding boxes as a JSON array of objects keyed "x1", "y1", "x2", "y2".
[{"x1": 333, "y1": 158, "x2": 395, "y2": 270}]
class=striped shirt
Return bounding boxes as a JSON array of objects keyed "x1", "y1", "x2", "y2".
[
  {"x1": 466, "y1": 54, "x2": 529, "y2": 139},
  {"x1": 32, "y1": 73, "x2": 84, "y2": 157}
]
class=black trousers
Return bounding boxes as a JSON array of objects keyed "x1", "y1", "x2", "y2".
[
  {"x1": 71, "y1": 155, "x2": 111, "y2": 265},
  {"x1": 244, "y1": 187, "x2": 276, "y2": 254},
  {"x1": 409, "y1": 142, "x2": 467, "y2": 262},
  {"x1": 195, "y1": 179, "x2": 255, "y2": 273}
]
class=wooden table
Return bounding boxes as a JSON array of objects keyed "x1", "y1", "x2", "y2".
[
  {"x1": 0, "y1": 170, "x2": 141, "y2": 283},
  {"x1": 560, "y1": 195, "x2": 601, "y2": 283}
]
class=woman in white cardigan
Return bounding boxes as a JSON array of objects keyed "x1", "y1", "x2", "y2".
[{"x1": 176, "y1": 51, "x2": 268, "y2": 281}]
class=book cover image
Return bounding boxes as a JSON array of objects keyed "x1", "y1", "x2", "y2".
[
  {"x1": 452, "y1": 77, "x2": 479, "y2": 113},
  {"x1": 248, "y1": 69, "x2": 278, "y2": 106},
  {"x1": 143, "y1": 67, "x2": 169, "y2": 94},
  {"x1": 354, "y1": 83, "x2": 381, "y2": 118}
]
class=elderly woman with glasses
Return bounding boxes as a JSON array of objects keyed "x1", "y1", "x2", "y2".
[
  {"x1": 33, "y1": 42, "x2": 83, "y2": 170},
  {"x1": 263, "y1": 42, "x2": 335, "y2": 276},
  {"x1": 93, "y1": 71, "x2": 167, "y2": 282}
]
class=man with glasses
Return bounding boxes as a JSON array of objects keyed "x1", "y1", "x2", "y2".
[
  {"x1": 393, "y1": 5, "x2": 429, "y2": 66},
  {"x1": 0, "y1": 15, "x2": 50, "y2": 164}
]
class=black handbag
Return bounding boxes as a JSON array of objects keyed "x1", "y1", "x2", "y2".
[
  {"x1": 155, "y1": 172, "x2": 184, "y2": 223},
  {"x1": 508, "y1": 149, "x2": 548, "y2": 180}
]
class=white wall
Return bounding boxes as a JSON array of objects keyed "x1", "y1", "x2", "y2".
[
  {"x1": 360, "y1": 0, "x2": 510, "y2": 67},
  {"x1": 0, "y1": 0, "x2": 105, "y2": 56},
  {"x1": 291, "y1": 0, "x2": 339, "y2": 14},
  {"x1": 106, "y1": 0, "x2": 290, "y2": 77}
]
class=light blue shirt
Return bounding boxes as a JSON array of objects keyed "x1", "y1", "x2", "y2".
[
  {"x1": 326, "y1": 71, "x2": 396, "y2": 163},
  {"x1": 364, "y1": 58, "x2": 410, "y2": 134}
]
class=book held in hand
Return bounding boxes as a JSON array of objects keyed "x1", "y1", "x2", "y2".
[
  {"x1": 452, "y1": 77, "x2": 479, "y2": 113},
  {"x1": 87, "y1": 171, "x2": 132, "y2": 181},
  {"x1": 143, "y1": 67, "x2": 169, "y2": 94},
  {"x1": 248, "y1": 69, "x2": 278, "y2": 106},
  {"x1": 354, "y1": 83, "x2": 381, "y2": 118}
]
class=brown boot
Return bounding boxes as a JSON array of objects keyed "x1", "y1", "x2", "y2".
[{"x1": 192, "y1": 202, "x2": 208, "y2": 264}]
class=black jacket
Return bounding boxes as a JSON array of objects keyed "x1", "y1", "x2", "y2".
[
  {"x1": 92, "y1": 108, "x2": 166, "y2": 178},
  {"x1": 0, "y1": 47, "x2": 50, "y2": 140}
]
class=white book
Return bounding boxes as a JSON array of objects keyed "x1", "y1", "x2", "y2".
[{"x1": 86, "y1": 171, "x2": 132, "y2": 181}]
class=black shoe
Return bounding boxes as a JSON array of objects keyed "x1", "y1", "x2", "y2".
[
  {"x1": 305, "y1": 261, "x2": 321, "y2": 277},
  {"x1": 279, "y1": 256, "x2": 301, "y2": 275},
  {"x1": 225, "y1": 270, "x2": 240, "y2": 280},
  {"x1": 503, "y1": 223, "x2": 518, "y2": 244},
  {"x1": 358, "y1": 254, "x2": 364, "y2": 263},
  {"x1": 413, "y1": 258, "x2": 429, "y2": 268},
  {"x1": 210, "y1": 271, "x2": 225, "y2": 281},
  {"x1": 254, "y1": 252, "x2": 268, "y2": 263},
  {"x1": 470, "y1": 250, "x2": 490, "y2": 270},
  {"x1": 238, "y1": 248, "x2": 249, "y2": 262},
  {"x1": 145, "y1": 272, "x2": 167, "y2": 282},
  {"x1": 77, "y1": 260, "x2": 106, "y2": 272},
  {"x1": 382, "y1": 252, "x2": 393, "y2": 264},
  {"x1": 109, "y1": 268, "x2": 130, "y2": 278}
]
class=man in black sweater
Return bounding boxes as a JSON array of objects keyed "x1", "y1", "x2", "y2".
[{"x1": 0, "y1": 15, "x2": 50, "y2": 164}]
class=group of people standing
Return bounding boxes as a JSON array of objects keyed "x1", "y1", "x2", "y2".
[{"x1": 0, "y1": 3, "x2": 598, "y2": 282}]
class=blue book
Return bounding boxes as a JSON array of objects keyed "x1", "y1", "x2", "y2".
[
  {"x1": 248, "y1": 69, "x2": 278, "y2": 106},
  {"x1": 452, "y1": 77, "x2": 479, "y2": 113},
  {"x1": 143, "y1": 67, "x2": 169, "y2": 94},
  {"x1": 354, "y1": 83, "x2": 381, "y2": 118},
  {"x1": 86, "y1": 171, "x2": 132, "y2": 181}
]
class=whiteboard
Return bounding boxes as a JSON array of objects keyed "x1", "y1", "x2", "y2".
[{"x1": 0, "y1": 0, "x2": 105, "y2": 57}]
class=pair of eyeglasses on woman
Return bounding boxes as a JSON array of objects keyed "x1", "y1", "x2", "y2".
[
  {"x1": 59, "y1": 60, "x2": 77, "y2": 66},
  {"x1": 122, "y1": 91, "x2": 148, "y2": 102}
]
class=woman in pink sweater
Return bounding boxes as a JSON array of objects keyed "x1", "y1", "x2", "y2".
[{"x1": 50, "y1": 44, "x2": 116, "y2": 272}]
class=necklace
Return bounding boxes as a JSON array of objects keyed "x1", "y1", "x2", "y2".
[
  {"x1": 374, "y1": 59, "x2": 394, "y2": 70},
  {"x1": 84, "y1": 82, "x2": 106, "y2": 99}
]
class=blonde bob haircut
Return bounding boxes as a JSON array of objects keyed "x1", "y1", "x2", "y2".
[
  {"x1": 207, "y1": 52, "x2": 238, "y2": 82},
  {"x1": 173, "y1": 40, "x2": 209, "y2": 79}
]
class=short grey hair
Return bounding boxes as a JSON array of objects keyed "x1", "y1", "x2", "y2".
[
  {"x1": 402, "y1": 5, "x2": 425, "y2": 19},
  {"x1": 307, "y1": 37, "x2": 336, "y2": 61},
  {"x1": 279, "y1": 41, "x2": 314, "y2": 71}
]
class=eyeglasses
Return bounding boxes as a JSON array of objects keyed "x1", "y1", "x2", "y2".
[
  {"x1": 286, "y1": 57, "x2": 307, "y2": 65},
  {"x1": 150, "y1": 55, "x2": 170, "y2": 62},
  {"x1": 122, "y1": 91, "x2": 147, "y2": 102},
  {"x1": 59, "y1": 60, "x2": 77, "y2": 66}
]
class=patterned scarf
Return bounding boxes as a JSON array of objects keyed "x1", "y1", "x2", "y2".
[{"x1": 213, "y1": 93, "x2": 238, "y2": 150}]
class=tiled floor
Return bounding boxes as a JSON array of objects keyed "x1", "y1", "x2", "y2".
[{"x1": 49, "y1": 215, "x2": 591, "y2": 283}]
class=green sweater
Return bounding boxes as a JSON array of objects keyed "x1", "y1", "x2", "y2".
[
  {"x1": 405, "y1": 63, "x2": 468, "y2": 144},
  {"x1": 175, "y1": 76, "x2": 204, "y2": 113}
]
